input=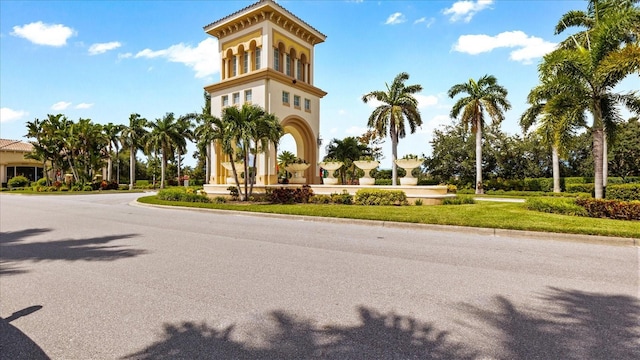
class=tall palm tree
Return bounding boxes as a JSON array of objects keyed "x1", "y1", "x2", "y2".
[
  {"x1": 277, "y1": 150, "x2": 297, "y2": 181},
  {"x1": 147, "y1": 113, "x2": 184, "y2": 189},
  {"x1": 248, "y1": 112, "x2": 283, "y2": 194},
  {"x1": 175, "y1": 114, "x2": 195, "y2": 183},
  {"x1": 103, "y1": 122, "x2": 124, "y2": 182},
  {"x1": 120, "y1": 113, "x2": 148, "y2": 190},
  {"x1": 362, "y1": 72, "x2": 423, "y2": 186},
  {"x1": 520, "y1": 75, "x2": 587, "y2": 192},
  {"x1": 448, "y1": 75, "x2": 511, "y2": 194},
  {"x1": 555, "y1": 0, "x2": 640, "y2": 192},
  {"x1": 194, "y1": 113, "x2": 221, "y2": 184}
]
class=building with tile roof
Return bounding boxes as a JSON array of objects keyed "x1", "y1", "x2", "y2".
[{"x1": 0, "y1": 139, "x2": 44, "y2": 186}]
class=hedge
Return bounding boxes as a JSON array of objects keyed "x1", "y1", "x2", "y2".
[
  {"x1": 606, "y1": 184, "x2": 640, "y2": 201},
  {"x1": 157, "y1": 188, "x2": 211, "y2": 203},
  {"x1": 525, "y1": 197, "x2": 587, "y2": 216},
  {"x1": 575, "y1": 198, "x2": 640, "y2": 220},
  {"x1": 354, "y1": 189, "x2": 408, "y2": 206},
  {"x1": 566, "y1": 183, "x2": 595, "y2": 194}
]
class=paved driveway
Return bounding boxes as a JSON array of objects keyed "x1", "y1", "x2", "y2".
[{"x1": 1, "y1": 193, "x2": 638, "y2": 359}]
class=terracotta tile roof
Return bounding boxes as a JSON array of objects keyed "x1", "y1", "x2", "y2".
[
  {"x1": 204, "y1": 0, "x2": 326, "y2": 40},
  {"x1": 0, "y1": 139, "x2": 34, "y2": 152}
]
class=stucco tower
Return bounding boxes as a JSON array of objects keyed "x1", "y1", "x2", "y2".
[{"x1": 204, "y1": 0, "x2": 327, "y2": 185}]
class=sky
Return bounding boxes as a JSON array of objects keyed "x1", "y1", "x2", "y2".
[{"x1": 1, "y1": 0, "x2": 638, "y2": 169}]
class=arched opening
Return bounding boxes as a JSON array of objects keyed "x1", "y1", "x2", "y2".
[{"x1": 279, "y1": 116, "x2": 319, "y2": 184}]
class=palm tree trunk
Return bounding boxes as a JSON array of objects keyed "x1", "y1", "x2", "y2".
[
  {"x1": 475, "y1": 126, "x2": 483, "y2": 195},
  {"x1": 129, "y1": 146, "x2": 135, "y2": 190},
  {"x1": 602, "y1": 133, "x2": 608, "y2": 194},
  {"x1": 107, "y1": 144, "x2": 113, "y2": 182},
  {"x1": 205, "y1": 145, "x2": 211, "y2": 184},
  {"x1": 161, "y1": 152, "x2": 166, "y2": 189},
  {"x1": 391, "y1": 131, "x2": 398, "y2": 186},
  {"x1": 552, "y1": 145, "x2": 560, "y2": 193},
  {"x1": 593, "y1": 128, "x2": 604, "y2": 199}
]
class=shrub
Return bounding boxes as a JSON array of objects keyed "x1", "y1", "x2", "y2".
[
  {"x1": 566, "y1": 183, "x2": 595, "y2": 194},
  {"x1": 71, "y1": 184, "x2": 83, "y2": 191},
  {"x1": 36, "y1": 178, "x2": 48, "y2": 186},
  {"x1": 119, "y1": 185, "x2": 129, "y2": 191},
  {"x1": 83, "y1": 185, "x2": 93, "y2": 191},
  {"x1": 525, "y1": 197, "x2": 587, "y2": 216},
  {"x1": 417, "y1": 179, "x2": 439, "y2": 186},
  {"x1": 310, "y1": 194, "x2": 332, "y2": 204},
  {"x1": 375, "y1": 179, "x2": 392, "y2": 186},
  {"x1": 447, "y1": 184, "x2": 457, "y2": 194},
  {"x1": 8, "y1": 176, "x2": 30, "y2": 188},
  {"x1": 564, "y1": 177, "x2": 593, "y2": 185},
  {"x1": 213, "y1": 196, "x2": 227, "y2": 204},
  {"x1": 355, "y1": 189, "x2": 408, "y2": 206},
  {"x1": 414, "y1": 199, "x2": 423, "y2": 206},
  {"x1": 157, "y1": 188, "x2": 211, "y2": 203},
  {"x1": 442, "y1": 196, "x2": 475, "y2": 205},
  {"x1": 227, "y1": 186, "x2": 239, "y2": 200},
  {"x1": 331, "y1": 190, "x2": 353, "y2": 205},
  {"x1": 135, "y1": 180, "x2": 150, "y2": 188},
  {"x1": 606, "y1": 184, "x2": 640, "y2": 201},
  {"x1": 575, "y1": 198, "x2": 640, "y2": 220},
  {"x1": 267, "y1": 185, "x2": 314, "y2": 204}
]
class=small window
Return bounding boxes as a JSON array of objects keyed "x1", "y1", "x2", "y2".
[
  {"x1": 222, "y1": 95, "x2": 229, "y2": 107},
  {"x1": 285, "y1": 54, "x2": 291, "y2": 76},
  {"x1": 245, "y1": 90, "x2": 252, "y2": 103},
  {"x1": 255, "y1": 48, "x2": 261, "y2": 70},
  {"x1": 232, "y1": 56, "x2": 237, "y2": 77},
  {"x1": 233, "y1": 92, "x2": 240, "y2": 105},
  {"x1": 274, "y1": 48, "x2": 280, "y2": 72},
  {"x1": 294, "y1": 95, "x2": 300, "y2": 108},
  {"x1": 282, "y1": 91, "x2": 290, "y2": 105},
  {"x1": 243, "y1": 52, "x2": 249, "y2": 74},
  {"x1": 304, "y1": 98, "x2": 311, "y2": 111}
]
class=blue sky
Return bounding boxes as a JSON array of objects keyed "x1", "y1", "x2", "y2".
[{"x1": 1, "y1": 0, "x2": 638, "y2": 168}]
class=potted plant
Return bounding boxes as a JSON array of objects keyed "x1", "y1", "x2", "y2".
[
  {"x1": 221, "y1": 161, "x2": 246, "y2": 184},
  {"x1": 353, "y1": 156, "x2": 380, "y2": 186},
  {"x1": 394, "y1": 154, "x2": 424, "y2": 185},
  {"x1": 285, "y1": 158, "x2": 310, "y2": 184},
  {"x1": 318, "y1": 157, "x2": 344, "y2": 185}
]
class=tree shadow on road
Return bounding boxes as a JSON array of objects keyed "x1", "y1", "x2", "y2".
[
  {"x1": 0, "y1": 228, "x2": 146, "y2": 276},
  {"x1": 461, "y1": 287, "x2": 640, "y2": 360},
  {"x1": 122, "y1": 306, "x2": 478, "y2": 359},
  {"x1": 0, "y1": 306, "x2": 50, "y2": 360}
]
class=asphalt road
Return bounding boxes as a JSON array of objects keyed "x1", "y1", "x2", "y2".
[{"x1": 1, "y1": 193, "x2": 638, "y2": 359}]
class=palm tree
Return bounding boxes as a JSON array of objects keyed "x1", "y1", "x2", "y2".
[
  {"x1": 277, "y1": 150, "x2": 297, "y2": 182},
  {"x1": 555, "y1": 0, "x2": 640, "y2": 193},
  {"x1": 325, "y1": 137, "x2": 371, "y2": 184},
  {"x1": 103, "y1": 123, "x2": 124, "y2": 182},
  {"x1": 175, "y1": 114, "x2": 195, "y2": 184},
  {"x1": 520, "y1": 75, "x2": 587, "y2": 192},
  {"x1": 551, "y1": 0, "x2": 640, "y2": 198},
  {"x1": 194, "y1": 113, "x2": 220, "y2": 184},
  {"x1": 362, "y1": 72, "x2": 423, "y2": 185},
  {"x1": 147, "y1": 113, "x2": 184, "y2": 189},
  {"x1": 248, "y1": 112, "x2": 283, "y2": 194},
  {"x1": 448, "y1": 75, "x2": 511, "y2": 194},
  {"x1": 120, "y1": 113, "x2": 148, "y2": 190}
]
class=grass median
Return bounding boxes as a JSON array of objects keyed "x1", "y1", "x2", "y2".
[{"x1": 137, "y1": 196, "x2": 640, "y2": 239}]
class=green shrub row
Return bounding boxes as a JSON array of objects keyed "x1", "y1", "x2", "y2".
[
  {"x1": 157, "y1": 188, "x2": 211, "y2": 203},
  {"x1": 566, "y1": 183, "x2": 595, "y2": 194},
  {"x1": 525, "y1": 198, "x2": 587, "y2": 216},
  {"x1": 575, "y1": 198, "x2": 640, "y2": 221},
  {"x1": 354, "y1": 189, "x2": 408, "y2": 206},
  {"x1": 309, "y1": 190, "x2": 354, "y2": 205},
  {"x1": 442, "y1": 196, "x2": 475, "y2": 205},
  {"x1": 605, "y1": 184, "x2": 640, "y2": 201}
]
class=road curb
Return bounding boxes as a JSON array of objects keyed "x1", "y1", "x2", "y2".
[{"x1": 131, "y1": 200, "x2": 639, "y2": 247}]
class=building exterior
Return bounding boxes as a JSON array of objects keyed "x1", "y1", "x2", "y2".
[
  {"x1": 203, "y1": 0, "x2": 327, "y2": 185},
  {"x1": 0, "y1": 139, "x2": 44, "y2": 186}
]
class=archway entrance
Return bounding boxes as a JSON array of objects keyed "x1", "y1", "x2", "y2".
[{"x1": 279, "y1": 116, "x2": 319, "y2": 184}]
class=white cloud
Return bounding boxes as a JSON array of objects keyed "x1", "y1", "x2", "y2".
[
  {"x1": 88, "y1": 41, "x2": 121, "y2": 55},
  {"x1": 1, "y1": 108, "x2": 28, "y2": 123},
  {"x1": 385, "y1": 12, "x2": 406, "y2": 25},
  {"x1": 51, "y1": 101, "x2": 71, "y2": 111},
  {"x1": 75, "y1": 103, "x2": 94, "y2": 109},
  {"x1": 414, "y1": 17, "x2": 435, "y2": 28},
  {"x1": 11, "y1": 21, "x2": 76, "y2": 46},
  {"x1": 453, "y1": 31, "x2": 557, "y2": 64},
  {"x1": 415, "y1": 94, "x2": 438, "y2": 109},
  {"x1": 118, "y1": 52, "x2": 133, "y2": 59},
  {"x1": 443, "y1": 0, "x2": 493, "y2": 23},
  {"x1": 418, "y1": 114, "x2": 450, "y2": 134},
  {"x1": 134, "y1": 38, "x2": 219, "y2": 78}
]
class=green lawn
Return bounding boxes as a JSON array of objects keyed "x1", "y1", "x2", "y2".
[{"x1": 137, "y1": 196, "x2": 640, "y2": 239}]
